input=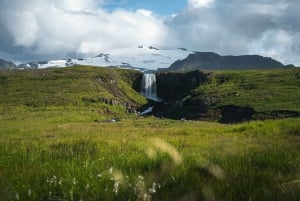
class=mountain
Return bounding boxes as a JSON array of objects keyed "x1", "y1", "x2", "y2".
[
  {"x1": 18, "y1": 46, "x2": 192, "y2": 70},
  {"x1": 0, "y1": 59, "x2": 17, "y2": 70},
  {"x1": 167, "y1": 52, "x2": 286, "y2": 71},
  {"x1": 15, "y1": 49, "x2": 291, "y2": 71}
]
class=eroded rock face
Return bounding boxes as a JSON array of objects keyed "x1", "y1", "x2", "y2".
[
  {"x1": 219, "y1": 105, "x2": 255, "y2": 123},
  {"x1": 142, "y1": 70, "x2": 214, "y2": 120},
  {"x1": 156, "y1": 70, "x2": 210, "y2": 103}
]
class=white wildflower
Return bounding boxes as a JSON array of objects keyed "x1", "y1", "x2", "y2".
[
  {"x1": 113, "y1": 181, "x2": 119, "y2": 195},
  {"x1": 149, "y1": 182, "x2": 159, "y2": 194}
]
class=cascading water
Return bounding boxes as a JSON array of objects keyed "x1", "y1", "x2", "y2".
[{"x1": 140, "y1": 73, "x2": 162, "y2": 102}]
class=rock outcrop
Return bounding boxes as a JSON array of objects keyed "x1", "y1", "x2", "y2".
[
  {"x1": 150, "y1": 68, "x2": 300, "y2": 123},
  {"x1": 156, "y1": 70, "x2": 210, "y2": 103},
  {"x1": 151, "y1": 70, "x2": 213, "y2": 119}
]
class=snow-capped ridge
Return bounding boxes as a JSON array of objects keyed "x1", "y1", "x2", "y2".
[{"x1": 18, "y1": 46, "x2": 192, "y2": 70}]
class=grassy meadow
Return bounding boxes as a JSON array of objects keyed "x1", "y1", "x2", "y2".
[
  {"x1": 0, "y1": 115, "x2": 300, "y2": 201},
  {"x1": 0, "y1": 66, "x2": 300, "y2": 200}
]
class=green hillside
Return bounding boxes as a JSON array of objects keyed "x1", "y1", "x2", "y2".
[
  {"x1": 157, "y1": 68, "x2": 300, "y2": 122},
  {"x1": 0, "y1": 66, "x2": 299, "y2": 201},
  {"x1": 1, "y1": 66, "x2": 299, "y2": 123},
  {"x1": 0, "y1": 66, "x2": 146, "y2": 121}
]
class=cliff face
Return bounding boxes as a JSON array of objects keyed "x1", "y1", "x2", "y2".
[
  {"x1": 168, "y1": 52, "x2": 285, "y2": 71},
  {"x1": 156, "y1": 70, "x2": 210, "y2": 103},
  {"x1": 153, "y1": 70, "x2": 213, "y2": 119},
  {"x1": 153, "y1": 68, "x2": 300, "y2": 123}
]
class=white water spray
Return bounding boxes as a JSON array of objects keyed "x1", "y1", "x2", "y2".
[{"x1": 140, "y1": 73, "x2": 162, "y2": 102}]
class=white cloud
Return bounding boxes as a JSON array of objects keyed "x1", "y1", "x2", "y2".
[
  {"x1": 248, "y1": 29, "x2": 297, "y2": 64},
  {"x1": 74, "y1": 9, "x2": 172, "y2": 55},
  {"x1": 53, "y1": 0, "x2": 99, "y2": 11},
  {"x1": 0, "y1": 0, "x2": 172, "y2": 60},
  {"x1": 136, "y1": 9, "x2": 153, "y2": 17},
  {"x1": 167, "y1": 0, "x2": 300, "y2": 65},
  {"x1": 188, "y1": 0, "x2": 215, "y2": 9},
  {"x1": 0, "y1": 0, "x2": 300, "y2": 66},
  {"x1": 9, "y1": 11, "x2": 39, "y2": 47}
]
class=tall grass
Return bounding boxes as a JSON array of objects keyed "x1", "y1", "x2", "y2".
[{"x1": 1, "y1": 116, "x2": 300, "y2": 200}]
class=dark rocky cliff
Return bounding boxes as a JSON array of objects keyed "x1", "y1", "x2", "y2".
[
  {"x1": 152, "y1": 70, "x2": 213, "y2": 119},
  {"x1": 168, "y1": 52, "x2": 285, "y2": 71},
  {"x1": 156, "y1": 70, "x2": 210, "y2": 103},
  {"x1": 151, "y1": 68, "x2": 300, "y2": 123}
]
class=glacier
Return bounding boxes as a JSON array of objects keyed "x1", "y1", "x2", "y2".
[{"x1": 19, "y1": 46, "x2": 193, "y2": 71}]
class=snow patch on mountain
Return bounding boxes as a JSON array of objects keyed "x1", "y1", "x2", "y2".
[{"x1": 18, "y1": 46, "x2": 192, "y2": 70}]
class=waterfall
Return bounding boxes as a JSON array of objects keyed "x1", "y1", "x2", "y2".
[{"x1": 140, "y1": 73, "x2": 161, "y2": 102}]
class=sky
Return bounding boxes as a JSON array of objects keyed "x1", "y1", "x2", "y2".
[
  {"x1": 0, "y1": 0, "x2": 300, "y2": 66},
  {"x1": 104, "y1": 0, "x2": 187, "y2": 15}
]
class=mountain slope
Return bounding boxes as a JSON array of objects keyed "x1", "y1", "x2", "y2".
[
  {"x1": 167, "y1": 52, "x2": 285, "y2": 71},
  {"x1": 18, "y1": 46, "x2": 192, "y2": 70},
  {"x1": 0, "y1": 59, "x2": 17, "y2": 70},
  {"x1": 0, "y1": 66, "x2": 146, "y2": 121}
]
